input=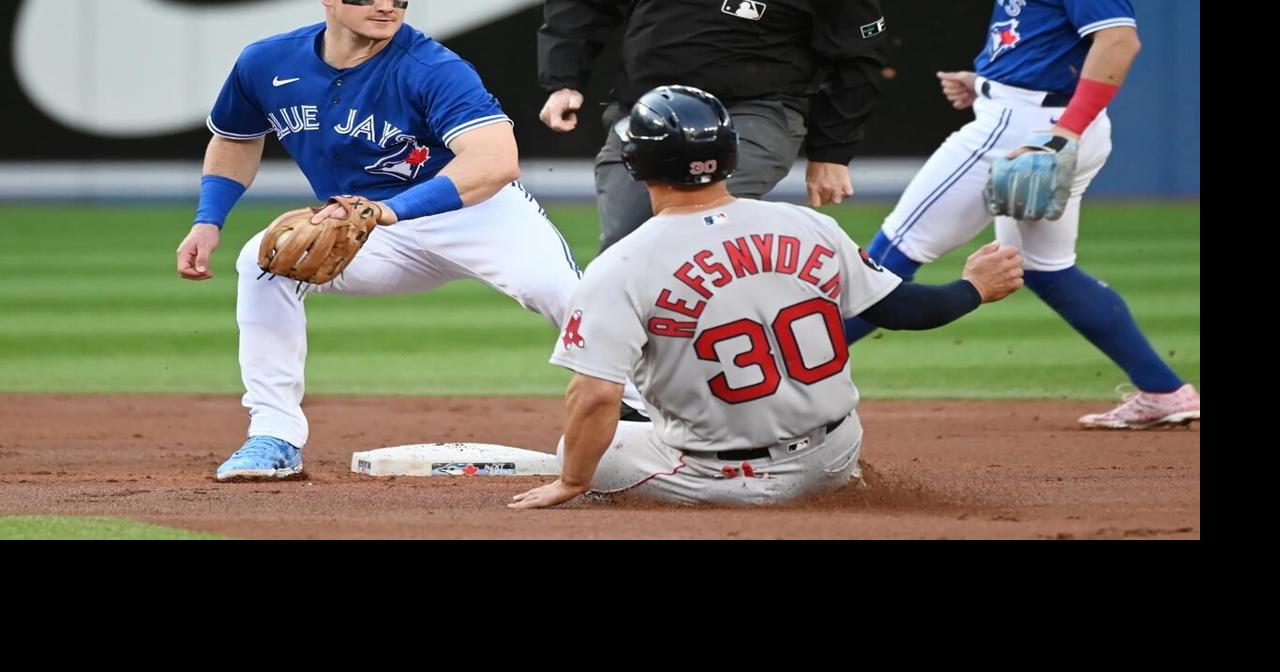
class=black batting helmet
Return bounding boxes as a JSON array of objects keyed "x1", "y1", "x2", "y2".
[{"x1": 620, "y1": 85, "x2": 739, "y2": 186}]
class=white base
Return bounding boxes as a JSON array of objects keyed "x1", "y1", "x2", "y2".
[{"x1": 351, "y1": 443, "x2": 561, "y2": 477}]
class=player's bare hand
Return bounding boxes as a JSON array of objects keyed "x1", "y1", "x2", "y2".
[
  {"x1": 962, "y1": 241, "x2": 1024, "y2": 303},
  {"x1": 177, "y1": 223, "x2": 222, "y2": 281},
  {"x1": 806, "y1": 161, "x2": 855, "y2": 207},
  {"x1": 937, "y1": 71, "x2": 978, "y2": 110},
  {"x1": 508, "y1": 478, "x2": 591, "y2": 509},
  {"x1": 539, "y1": 88, "x2": 585, "y2": 133},
  {"x1": 310, "y1": 198, "x2": 397, "y2": 225}
]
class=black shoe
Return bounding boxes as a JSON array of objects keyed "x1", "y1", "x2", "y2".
[{"x1": 620, "y1": 405, "x2": 651, "y2": 423}]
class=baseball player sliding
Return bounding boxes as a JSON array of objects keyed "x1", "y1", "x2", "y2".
[
  {"x1": 174, "y1": 0, "x2": 640, "y2": 481},
  {"x1": 511, "y1": 86, "x2": 1025, "y2": 509}
]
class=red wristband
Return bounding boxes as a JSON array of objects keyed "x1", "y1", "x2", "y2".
[{"x1": 1056, "y1": 78, "x2": 1119, "y2": 135}]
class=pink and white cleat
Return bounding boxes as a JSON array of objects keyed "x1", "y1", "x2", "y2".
[{"x1": 1079, "y1": 383, "x2": 1200, "y2": 430}]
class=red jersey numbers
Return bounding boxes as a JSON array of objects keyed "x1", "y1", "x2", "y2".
[
  {"x1": 694, "y1": 298, "x2": 848, "y2": 404},
  {"x1": 695, "y1": 319, "x2": 781, "y2": 403}
]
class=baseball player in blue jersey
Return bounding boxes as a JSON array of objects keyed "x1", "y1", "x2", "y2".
[
  {"x1": 174, "y1": 0, "x2": 635, "y2": 480},
  {"x1": 841, "y1": 0, "x2": 1199, "y2": 430}
]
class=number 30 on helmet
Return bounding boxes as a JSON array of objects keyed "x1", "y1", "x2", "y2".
[{"x1": 620, "y1": 85, "x2": 740, "y2": 187}]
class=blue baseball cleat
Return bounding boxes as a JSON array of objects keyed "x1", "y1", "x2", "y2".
[{"x1": 216, "y1": 436, "x2": 302, "y2": 481}]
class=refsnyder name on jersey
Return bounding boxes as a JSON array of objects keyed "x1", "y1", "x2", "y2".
[
  {"x1": 646, "y1": 231, "x2": 845, "y2": 339},
  {"x1": 552, "y1": 198, "x2": 900, "y2": 452}
]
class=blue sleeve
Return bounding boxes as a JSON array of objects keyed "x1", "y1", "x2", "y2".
[
  {"x1": 858, "y1": 280, "x2": 982, "y2": 330},
  {"x1": 1064, "y1": 0, "x2": 1137, "y2": 37},
  {"x1": 422, "y1": 60, "x2": 512, "y2": 147},
  {"x1": 207, "y1": 51, "x2": 273, "y2": 139}
]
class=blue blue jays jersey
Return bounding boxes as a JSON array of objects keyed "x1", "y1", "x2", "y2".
[
  {"x1": 975, "y1": 0, "x2": 1136, "y2": 96},
  {"x1": 208, "y1": 22, "x2": 511, "y2": 201}
]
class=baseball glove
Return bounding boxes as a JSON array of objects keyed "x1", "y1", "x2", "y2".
[
  {"x1": 984, "y1": 135, "x2": 1079, "y2": 221},
  {"x1": 257, "y1": 195, "x2": 385, "y2": 285}
]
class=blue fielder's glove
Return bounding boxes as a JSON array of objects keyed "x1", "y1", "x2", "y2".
[{"x1": 984, "y1": 135, "x2": 1079, "y2": 221}]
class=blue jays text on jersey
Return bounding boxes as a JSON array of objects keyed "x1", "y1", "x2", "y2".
[
  {"x1": 975, "y1": 0, "x2": 1136, "y2": 96},
  {"x1": 207, "y1": 22, "x2": 512, "y2": 201}
]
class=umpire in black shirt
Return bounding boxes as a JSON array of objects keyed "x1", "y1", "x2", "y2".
[{"x1": 538, "y1": 0, "x2": 887, "y2": 251}]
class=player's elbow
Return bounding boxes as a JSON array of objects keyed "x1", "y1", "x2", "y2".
[
  {"x1": 1121, "y1": 30, "x2": 1141, "y2": 56},
  {"x1": 567, "y1": 374, "x2": 623, "y2": 413},
  {"x1": 476, "y1": 154, "x2": 520, "y2": 189},
  {"x1": 497, "y1": 159, "x2": 522, "y2": 184},
  {"x1": 488, "y1": 139, "x2": 522, "y2": 185}
]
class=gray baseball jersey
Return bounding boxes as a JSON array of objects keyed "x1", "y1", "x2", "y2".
[{"x1": 551, "y1": 198, "x2": 901, "y2": 452}]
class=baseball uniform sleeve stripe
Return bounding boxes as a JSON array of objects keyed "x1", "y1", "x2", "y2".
[
  {"x1": 441, "y1": 115, "x2": 513, "y2": 146},
  {"x1": 207, "y1": 117, "x2": 273, "y2": 140},
  {"x1": 1077, "y1": 17, "x2": 1137, "y2": 37}
]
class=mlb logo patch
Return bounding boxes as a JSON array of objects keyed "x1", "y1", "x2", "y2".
[
  {"x1": 722, "y1": 1, "x2": 765, "y2": 21},
  {"x1": 702, "y1": 212, "x2": 729, "y2": 227}
]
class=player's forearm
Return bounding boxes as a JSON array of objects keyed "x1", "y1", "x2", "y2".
[
  {"x1": 195, "y1": 136, "x2": 264, "y2": 228},
  {"x1": 858, "y1": 280, "x2": 982, "y2": 330},
  {"x1": 381, "y1": 127, "x2": 519, "y2": 221},
  {"x1": 1053, "y1": 27, "x2": 1139, "y2": 138},
  {"x1": 560, "y1": 374, "x2": 624, "y2": 489},
  {"x1": 437, "y1": 140, "x2": 521, "y2": 205},
  {"x1": 203, "y1": 136, "x2": 264, "y2": 186}
]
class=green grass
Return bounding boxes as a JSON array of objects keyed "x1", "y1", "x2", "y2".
[
  {"x1": 0, "y1": 201, "x2": 1199, "y2": 399},
  {"x1": 0, "y1": 516, "x2": 226, "y2": 540}
]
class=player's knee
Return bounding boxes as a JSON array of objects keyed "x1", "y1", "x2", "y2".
[
  {"x1": 516, "y1": 274, "x2": 578, "y2": 323},
  {"x1": 1023, "y1": 268, "x2": 1069, "y2": 294},
  {"x1": 1019, "y1": 253, "x2": 1078, "y2": 276},
  {"x1": 236, "y1": 232, "x2": 267, "y2": 277}
]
